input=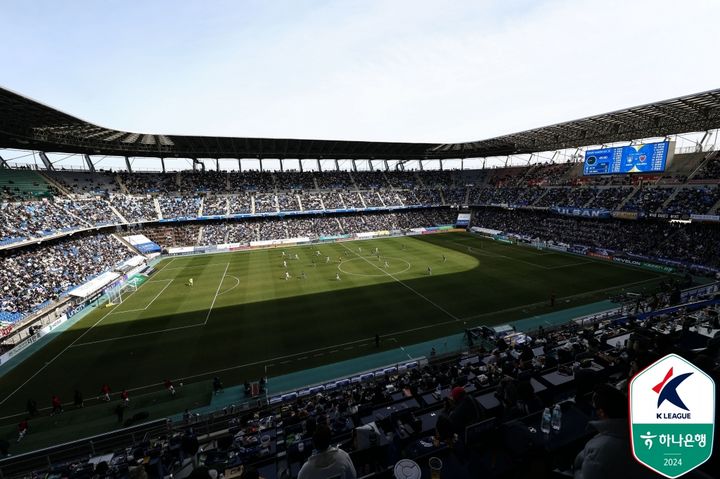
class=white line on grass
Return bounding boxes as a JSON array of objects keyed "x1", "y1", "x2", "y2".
[
  {"x1": 204, "y1": 262, "x2": 230, "y2": 325},
  {"x1": 109, "y1": 279, "x2": 173, "y2": 314},
  {"x1": 338, "y1": 242, "x2": 460, "y2": 321},
  {"x1": 458, "y1": 276, "x2": 661, "y2": 322},
  {"x1": 546, "y1": 261, "x2": 594, "y2": 270},
  {"x1": 72, "y1": 264, "x2": 231, "y2": 347},
  {"x1": 216, "y1": 275, "x2": 241, "y2": 297},
  {"x1": 0, "y1": 270, "x2": 662, "y2": 417},
  {"x1": 449, "y1": 239, "x2": 560, "y2": 269},
  {"x1": 0, "y1": 285, "x2": 144, "y2": 407},
  {"x1": 1, "y1": 242, "x2": 665, "y2": 413},
  {"x1": 69, "y1": 324, "x2": 205, "y2": 348}
]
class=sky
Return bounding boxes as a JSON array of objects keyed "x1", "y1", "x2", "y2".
[{"x1": 1, "y1": 0, "x2": 719, "y2": 146}]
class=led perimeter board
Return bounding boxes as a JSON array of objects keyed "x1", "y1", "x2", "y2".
[{"x1": 583, "y1": 141, "x2": 674, "y2": 176}]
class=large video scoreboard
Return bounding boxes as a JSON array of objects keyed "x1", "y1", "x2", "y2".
[{"x1": 583, "y1": 141, "x2": 674, "y2": 176}]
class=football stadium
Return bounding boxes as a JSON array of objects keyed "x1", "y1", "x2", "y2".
[{"x1": 1, "y1": 2, "x2": 720, "y2": 479}]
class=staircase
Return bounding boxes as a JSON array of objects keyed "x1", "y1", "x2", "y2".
[
  {"x1": 686, "y1": 151, "x2": 717, "y2": 181},
  {"x1": 107, "y1": 201, "x2": 128, "y2": 223},
  {"x1": 154, "y1": 197, "x2": 163, "y2": 219},
  {"x1": 348, "y1": 171, "x2": 359, "y2": 191},
  {"x1": 616, "y1": 184, "x2": 642, "y2": 211},
  {"x1": 116, "y1": 174, "x2": 130, "y2": 194},
  {"x1": 660, "y1": 185, "x2": 683, "y2": 210},
  {"x1": 111, "y1": 233, "x2": 140, "y2": 255},
  {"x1": 37, "y1": 171, "x2": 73, "y2": 197},
  {"x1": 530, "y1": 188, "x2": 551, "y2": 207},
  {"x1": 710, "y1": 196, "x2": 720, "y2": 215},
  {"x1": 582, "y1": 188, "x2": 597, "y2": 208}
]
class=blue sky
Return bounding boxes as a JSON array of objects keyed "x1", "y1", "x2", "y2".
[{"x1": 2, "y1": 0, "x2": 719, "y2": 144}]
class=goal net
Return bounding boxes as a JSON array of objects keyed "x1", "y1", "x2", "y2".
[{"x1": 104, "y1": 278, "x2": 140, "y2": 306}]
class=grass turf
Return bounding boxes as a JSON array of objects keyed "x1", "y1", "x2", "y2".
[{"x1": 0, "y1": 232, "x2": 667, "y2": 450}]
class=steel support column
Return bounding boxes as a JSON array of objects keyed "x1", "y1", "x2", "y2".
[
  {"x1": 84, "y1": 154, "x2": 96, "y2": 172},
  {"x1": 39, "y1": 152, "x2": 54, "y2": 170}
]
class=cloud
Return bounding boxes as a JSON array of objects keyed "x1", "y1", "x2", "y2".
[{"x1": 1, "y1": 0, "x2": 719, "y2": 145}]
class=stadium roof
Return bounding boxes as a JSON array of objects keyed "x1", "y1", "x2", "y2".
[{"x1": 0, "y1": 86, "x2": 719, "y2": 161}]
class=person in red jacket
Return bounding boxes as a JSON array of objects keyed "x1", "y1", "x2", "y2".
[
  {"x1": 100, "y1": 384, "x2": 111, "y2": 402},
  {"x1": 51, "y1": 395, "x2": 63, "y2": 415},
  {"x1": 120, "y1": 389, "x2": 129, "y2": 405}
]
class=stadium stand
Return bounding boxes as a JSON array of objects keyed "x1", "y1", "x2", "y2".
[
  {"x1": 0, "y1": 169, "x2": 55, "y2": 201},
  {"x1": 2, "y1": 289, "x2": 717, "y2": 478},
  {"x1": 46, "y1": 171, "x2": 122, "y2": 196},
  {"x1": 109, "y1": 195, "x2": 159, "y2": 223},
  {"x1": 471, "y1": 207, "x2": 720, "y2": 268},
  {"x1": 315, "y1": 171, "x2": 353, "y2": 190},
  {"x1": 3, "y1": 85, "x2": 720, "y2": 479},
  {"x1": 158, "y1": 196, "x2": 201, "y2": 219},
  {"x1": 0, "y1": 233, "x2": 132, "y2": 316},
  {"x1": 203, "y1": 195, "x2": 230, "y2": 216},
  {"x1": 228, "y1": 193, "x2": 253, "y2": 214}
]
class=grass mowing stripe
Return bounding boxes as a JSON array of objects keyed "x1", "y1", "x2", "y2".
[{"x1": 338, "y1": 242, "x2": 459, "y2": 321}]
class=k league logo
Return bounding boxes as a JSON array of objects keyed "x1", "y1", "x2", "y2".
[{"x1": 629, "y1": 354, "x2": 715, "y2": 478}]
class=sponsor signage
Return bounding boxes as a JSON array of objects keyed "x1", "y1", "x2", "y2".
[
  {"x1": 630, "y1": 354, "x2": 715, "y2": 477},
  {"x1": 552, "y1": 207, "x2": 611, "y2": 218}
]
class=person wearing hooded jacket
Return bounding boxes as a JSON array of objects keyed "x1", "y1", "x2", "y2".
[
  {"x1": 298, "y1": 424, "x2": 356, "y2": 479},
  {"x1": 574, "y1": 384, "x2": 658, "y2": 479}
]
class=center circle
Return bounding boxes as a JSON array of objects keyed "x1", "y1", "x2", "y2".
[{"x1": 337, "y1": 256, "x2": 412, "y2": 277}]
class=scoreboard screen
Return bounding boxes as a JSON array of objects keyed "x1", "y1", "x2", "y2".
[{"x1": 583, "y1": 141, "x2": 673, "y2": 176}]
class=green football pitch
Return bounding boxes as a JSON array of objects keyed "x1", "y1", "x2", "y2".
[{"x1": 0, "y1": 232, "x2": 667, "y2": 450}]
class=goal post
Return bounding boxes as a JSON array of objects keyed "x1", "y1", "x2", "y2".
[{"x1": 104, "y1": 278, "x2": 139, "y2": 306}]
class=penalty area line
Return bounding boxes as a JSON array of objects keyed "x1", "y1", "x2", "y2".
[{"x1": 109, "y1": 278, "x2": 173, "y2": 314}]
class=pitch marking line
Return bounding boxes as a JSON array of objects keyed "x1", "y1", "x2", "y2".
[
  {"x1": 458, "y1": 276, "x2": 662, "y2": 322},
  {"x1": 109, "y1": 279, "x2": 173, "y2": 314},
  {"x1": 339, "y1": 242, "x2": 460, "y2": 321},
  {"x1": 203, "y1": 262, "x2": 230, "y2": 325},
  {"x1": 454, "y1": 240, "x2": 590, "y2": 270},
  {"x1": 217, "y1": 275, "x2": 241, "y2": 297},
  {"x1": 0, "y1": 245, "x2": 663, "y2": 410},
  {"x1": 0, "y1": 283, "x2": 145, "y2": 407},
  {"x1": 68, "y1": 265, "x2": 229, "y2": 347},
  {"x1": 546, "y1": 261, "x2": 594, "y2": 270},
  {"x1": 0, "y1": 270, "x2": 659, "y2": 416},
  {"x1": 70, "y1": 324, "x2": 205, "y2": 348}
]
